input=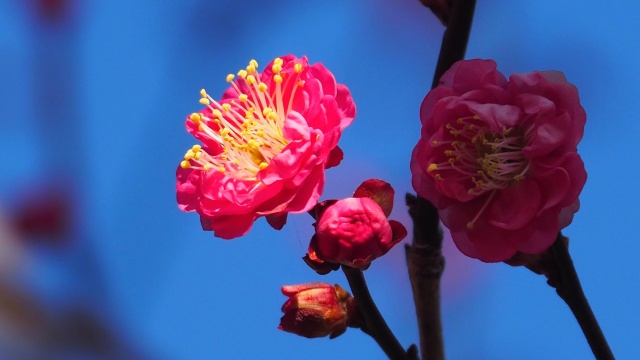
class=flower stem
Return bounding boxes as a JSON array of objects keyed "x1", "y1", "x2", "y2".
[
  {"x1": 407, "y1": 1, "x2": 477, "y2": 359},
  {"x1": 548, "y1": 234, "x2": 615, "y2": 360},
  {"x1": 342, "y1": 266, "x2": 415, "y2": 360}
]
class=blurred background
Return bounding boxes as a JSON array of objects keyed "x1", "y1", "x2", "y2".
[{"x1": 0, "y1": 0, "x2": 638, "y2": 359}]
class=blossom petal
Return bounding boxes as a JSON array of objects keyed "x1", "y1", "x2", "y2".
[
  {"x1": 325, "y1": 146, "x2": 344, "y2": 169},
  {"x1": 353, "y1": 179, "x2": 395, "y2": 217},
  {"x1": 266, "y1": 213, "x2": 288, "y2": 230}
]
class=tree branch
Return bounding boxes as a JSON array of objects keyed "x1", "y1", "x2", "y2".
[
  {"x1": 342, "y1": 266, "x2": 416, "y2": 360},
  {"x1": 407, "y1": 1, "x2": 476, "y2": 359},
  {"x1": 547, "y1": 234, "x2": 615, "y2": 360}
]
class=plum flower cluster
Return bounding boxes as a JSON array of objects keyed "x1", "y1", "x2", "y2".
[
  {"x1": 411, "y1": 59, "x2": 587, "y2": 262},
  {"x1": 176, "y1": 55, "x2": 355, "y2": 239}
]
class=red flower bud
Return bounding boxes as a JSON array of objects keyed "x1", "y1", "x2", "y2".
[
  {"x1": 306, "y1": 179, "x2": 407, "y2": 271},
  {"x1": 278, "y1": 283, "x2": 358, "y2": 339}
]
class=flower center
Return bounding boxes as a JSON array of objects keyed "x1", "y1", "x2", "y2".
[
  {"x1": 427, "y1": 114, "x2": 532, "y2": 228},
  {"x1": 180, "y1": 58, "x2": 305, "y2": 180}
]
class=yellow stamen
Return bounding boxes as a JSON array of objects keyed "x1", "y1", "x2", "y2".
[{"x1": 189, "y1": 113, "x2": 201, "y2": 122}]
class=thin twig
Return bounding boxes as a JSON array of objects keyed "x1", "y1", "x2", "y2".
[
  {"x1": 548, "y1": 234, "x2": 615, "y2": 360},
  {"x1": 342, "y1": 266, "x2": 414, "y2": 360}
]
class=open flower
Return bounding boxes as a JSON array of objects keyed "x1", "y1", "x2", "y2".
[
  {"x1": 411, "y1": 59, "x2": 587, "y2": 262},
  {"x1": 279, "y1": 283, "x2": 359, "y2": 339},
  {"x1": 177, "y1": 55, "x2": 355, "y2": 239},
  {"x1": 305, "y1": 179, "x2": 407, "y2": 271}
]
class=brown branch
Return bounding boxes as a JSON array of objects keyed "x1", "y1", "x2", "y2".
[
  {"x1": 431, "y1": 0, "x2": 477, "y2": 89},
  {"x1": 546, "y1": 234, "x2": 615, "y2": 360},
  {"x1": 405, "y1": 194, "x2": 444, "y2": 360},
  {"x1": 342, "y1": 266, "x2": 416, "y2": 360},
  {"x1": 407, "y1": 1, "x2": 476, "y2": 359}
]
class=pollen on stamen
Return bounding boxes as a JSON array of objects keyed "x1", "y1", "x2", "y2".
[
  {"x1": 180, "y1": 160, "x2": 191, "y2": 169},
  {"x1": 191, "y1": 144, "x2": 202, "y2": 152},
  {"x1": 203, "y1": 163, "x2": 212, "y2": 171},
  {"x1": 274, "y1": 74, "x2": 283, "y2": 83},
  {"x1": 238, "y1": 70, "x2": 248, "y2": 78},
  {"x1": 259, "y1": 162, "x2": 268, "y2": 170},
  {"x1": 466, "y1": 222, "x2": 474, "y2": 229},
  {"x1": 226, "y1": 74, "x2": 235, "y2": 82},
  {"x1": 199, "y1": 98, "x2": 210, "y2": 105},
  {"x1": 428, "y1": 163, "x2": 438, "y2": 172},
  {"x1": 239, "y1": 94, "x2": 248, "y2": 102},
  {"x1": 258, "y1": 83, "x2": 268, "y2": 92},
  {"x1": 218, "y1": 166, "x2": 226, "y2": 173},
  {"x1": 246, "y1": 75, "x2": 256, "y2": 85},
  {"x1": 249, "y1": 59, "x2": 258, "y2": 68},
  {"x1": 189, "y1": 113, "x2": 201, "y2": 122},
  {"x1": 222, "y1": 104, "x2": 231, "y2": 112},
  {"x1": 294, "y1": 63, "x2": 303, "y2": 73},
  {"x1": 200, "y1": 89, "x2": 207, "y2": 98}
]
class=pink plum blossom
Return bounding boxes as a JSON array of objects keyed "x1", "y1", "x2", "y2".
[
  {"x1": 411, "y1": 59, "x2": 587, "y2": 262},
  {"x1": 306, "y1": 179, "x2": 407, "y2": 270},
  {"x1": 176, "y1": 55, "x2": 355, "y2": 239}
]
